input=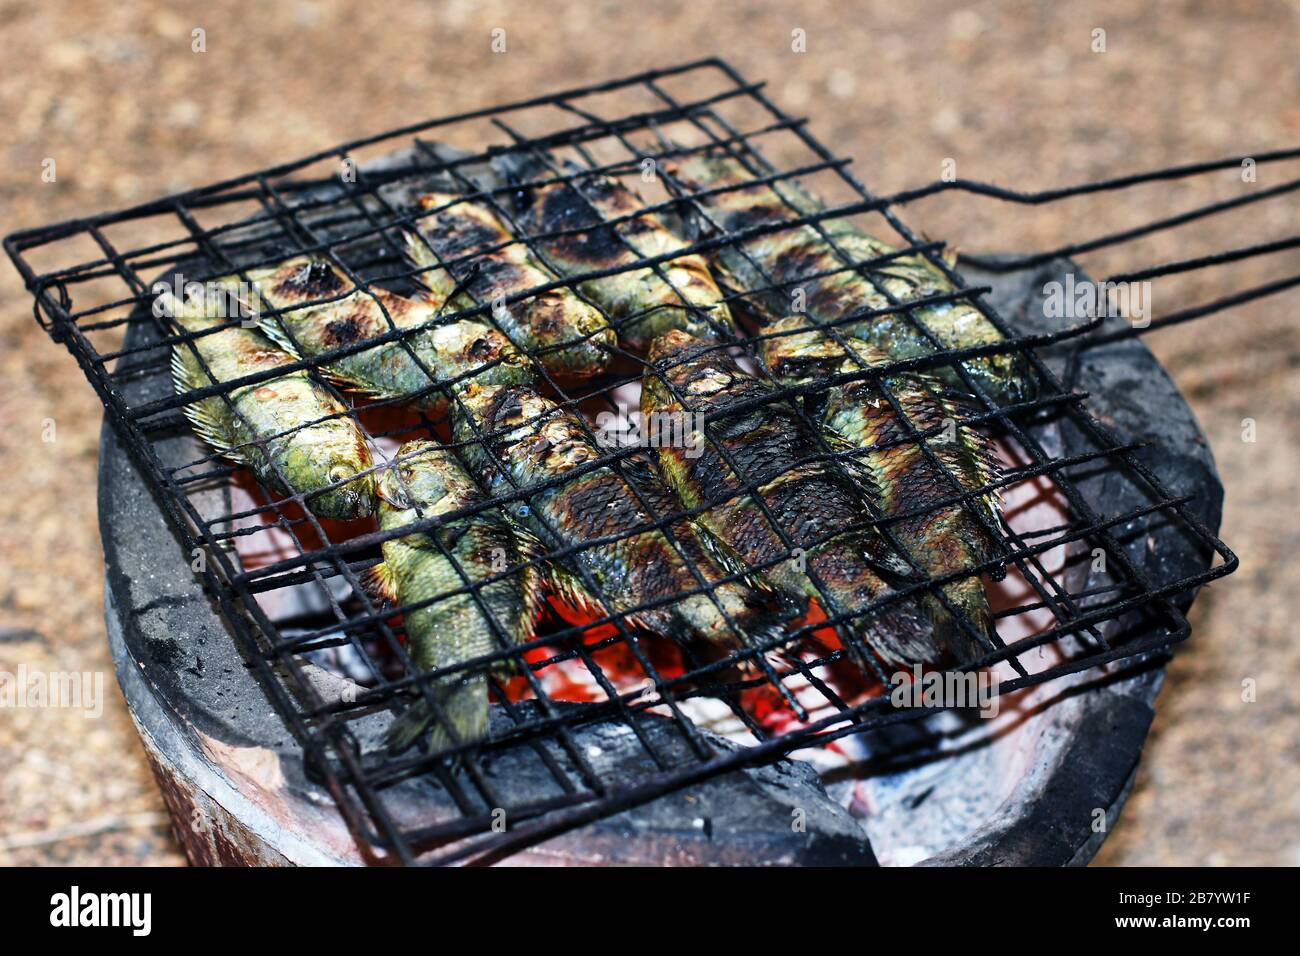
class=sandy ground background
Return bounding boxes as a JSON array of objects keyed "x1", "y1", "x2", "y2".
[{"x1": 0, "y1": 0, "x2": 1296, "y2": 866}]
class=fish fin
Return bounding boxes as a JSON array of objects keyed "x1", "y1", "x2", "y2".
[
  {"x1": 385, "y1": 699, "x2": 433, "y2": 754},
  {"x1": 403, "y1": 229, "x2": 441, "y2": 280},
  {"x1": 321, "y1": 369, "x2": 392, "y2": 401},
  {"x1": 539, "y1": 556, "x2": 614, "y2": 629},
  {"x1": 255, "y1": 315, "x2": 303, "y2": 359},
  {"x1": 818, "y1": 424, "x2": 890, "y2": 519},
  {"x1": 521, "y1": 566, "x2": 551, "y2": 638},
  {"x1": 360, "y1": 561, "x2": 400, "y2": 606},
  {"x1": 687, "y1": 520, "x2": 743, "y2": 575},
  {"x1": 833, "y1": 438, "x2": 884, "y2": 503},
  {"x1": 845, "y1": 596, "x2": 944, "y2": 670},
  {"x1": 169, "y1": 340, "x2": 208, "y2": 395},
  {"x1": 171, "y1": 348, "x2": 245, "y2": 463},
  {"x1": 689, "y1": 520, "x2": 782, "y2": 599},
  {"x1": 926, "y1": 583, "x2": 996, "y2": 666},
  {"x1": 384, "y1": 680, "x2": 489, "y2": 757},
  {"x1": 927, "y1": 386, "x2": 1005, "y2": 520},
  {"x1": 506, "y1": 524, "x2": 555, "y2": 632},
  {"x1": 182, "y1": 401, "x2": 242, "y2": 463}
]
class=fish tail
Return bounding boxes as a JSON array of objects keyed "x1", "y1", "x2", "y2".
[
  {"x1": 749, "y1": 616, "x2": 808, "y2": 667},
  {"x1": 385, "y1": 674, "x2": 489, "y2": 756},
  {"x1": 835, "y1": 590, "x2": 943, "y2": 671},
  {"x1": 923, "y1": 577, "x2": 997, "y2": 666}
]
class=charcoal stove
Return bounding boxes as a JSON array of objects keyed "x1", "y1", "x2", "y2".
[{"x1": 6, "y1": 59, "x2": 1274, "y2": 866}]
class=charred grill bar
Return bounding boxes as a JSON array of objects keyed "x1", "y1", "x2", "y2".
[{"x1": 7, "y1": 59, "x2": 1274, "y2": 865}]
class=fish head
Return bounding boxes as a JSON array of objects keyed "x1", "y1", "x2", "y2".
[
  {"x1": 254, "y1": 256, "x2": 351, "y2": 307},
  {"x1": 376, "y1": 440, "x2": 482, "y2": 529},
  {"x1": 455, "y1": 383, "x2": 553, "y2": 443},
  {"x1": 526, "y1": 291, "x2": 614, "y2": 375},
  {"x1": 428, "y1": 321, "x2": 533, "y2": 388},
  {"x1": 452, "y1": 383, "x2": 576, "y2": 484},
  {"x1": 643, "y1": 330, "x2": 739, "y2": 414},
  {"x1": 289, "y1": 420, "x2": 376, "y2": 519}
]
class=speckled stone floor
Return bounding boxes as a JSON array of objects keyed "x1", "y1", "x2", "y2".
[{"x1": 0, "y1": 0, "x2": 1296, "y2": 866}]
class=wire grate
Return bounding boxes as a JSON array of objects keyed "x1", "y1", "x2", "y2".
[{"x1": 7, "y1": 58, "x2": 1267, "y2": 865}]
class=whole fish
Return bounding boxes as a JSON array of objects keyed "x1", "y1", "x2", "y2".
[
  {"x1": 405, "y1": 192, "x2": 615, "y2": 377},
  {"x1": 642, "y1": 330, "x2": 942, "y2": 667},
  {"x1": 368, "y1": 440, "x2": 547, "y2": 753},
  {"x1": 761, "y1": 315, "x2": 1003, "y2": 661},
  {"x1": 166, "y1": 292, "x2": 375, "y2": 519},
  {"x1": 664, "y1": 153, "x2": 1036, "y2": 404},
  {"x1": 451, "y1": 383, "x2": 791, "y2": 648},
  {"x1": 500, "y1": 161, "x2": 734, "y2": 351},
  {"x1": 221, "y1": 256, "x2": 532, "y2": 410}
]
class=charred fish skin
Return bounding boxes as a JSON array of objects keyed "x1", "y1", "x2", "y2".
[
  {"x1": 664, "y1": 153, "x2": 1036, "y2": 405},
  {"x1": 502, "y1": 162, "x2": 735, "y2": 351},
  {"x1": 405, "y1": 193, "x2": 615, "y2": 377},
  {"x1": 762, "y1": 316, "x2": 1002, "y2": 662},
  {"x1": 618, "y1": 452, "x2": 796, "y2": 624},
  {"x1": 165, "y1": 293, "x2": 375, "y2": 519},
  {"x1": 372, "y1": 440, "x2": 546, "y2": 754},
  {"x1": 450, "y1": 383, "x2": 784, "y2": 647},
  {"x1": 641, "y1": 330, "x2": 941, "y2": 667},
  {"x1": 226, "y1": 257, "x2": 532, "y2": 410}
]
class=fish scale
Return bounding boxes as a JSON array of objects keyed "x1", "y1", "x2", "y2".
[
  {"x1": 641, "y1": 331, "x2": 944, "y2": 667},
  {"x1": 225, "y1": 256, "x2": 533, "y2": 410},
  {"x1": 405, "y1": 192, "x2": 615, "y2": 377},
  {"x1": 495, "y1": 156, "x2": 736, "y2": 352},
  {"x1": 665, "y1": 152, "x2": 1037, "y2": 404},
  {"x1": 761, "y1": 315, "x2": 1003, "y2": 662},
  {"x1": 452, "y1": 382, "x2": 793, "y2": 649}
]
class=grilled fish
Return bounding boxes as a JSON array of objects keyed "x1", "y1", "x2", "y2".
[
  {"x1": 166, "y1": 292, "x2": 375, "y2": 519},
  {"x1": 369, "y1": 440, "x2": 547, "y2": 753},
  {"x1": 761, "y1": 315, "x2": 1003, "y2": 661},
  {"x1": 405, "y1": 193, "x2": 615, "y2": 377},
  {"x1": 665, "y1": 153, "x2": 1035, "y2": 404},
  {"x1": 501, "y1": 162, "x2": 734, "y2": 351},
  {"x1": 451, "y1": 383, "x2": 790, "y2": 648},
  {"x1": 642, "y1": 331, "x2": 942, "y2": 667},
  {"x1": 225, "y1": 257, "x2": 532, "y2": 410}
]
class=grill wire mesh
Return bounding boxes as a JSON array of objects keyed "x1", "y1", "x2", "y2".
[{"x1": 9, "y1": 58, "x2": 1278, "y2": 865}]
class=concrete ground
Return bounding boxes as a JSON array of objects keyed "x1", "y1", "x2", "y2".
[{"x1": 0, "y1": 0, "x2": 1296, "y2": 865}]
